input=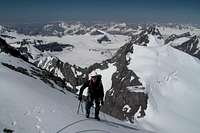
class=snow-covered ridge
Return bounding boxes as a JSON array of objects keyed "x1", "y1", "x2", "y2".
[
  {"x1": 0, "y1": 53, "x2": 150, "y2": 133},
  {"x1": 129, "y1": 44, "x2": 200, "y2": 133},
  {"x1": 165, "y1": 32, "x2": 200, "y2": 60},
  {"x1": 0, "y1": 38, "x2": 69, "y2": 89},
  {"x1": 132, "y1": 26, "x2": 164, "y2": 47},
  {"x1": 0, "y1": 35, "x2": 151, "y2": 133}
]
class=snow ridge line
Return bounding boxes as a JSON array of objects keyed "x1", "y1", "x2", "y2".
[
  {"x1": 55, "y1": 116, "x2": 140, "y2": 133},
  {"x1": 55, "y1": 119, "x2": 89, "y2": 133},
  {"x1": 75, "y1": 129, "x2": 111, "y2": 133}
]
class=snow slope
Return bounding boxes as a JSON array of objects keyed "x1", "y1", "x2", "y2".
[
  {"x1": 0, "y1": 53, "x2": 150, "y2": 133},
  {"x1": 127, "y1": 44, "x2": 200, "y2": 133},
  {"x1": 1, "y1": 23, "x2": 200, "y2": 133}
]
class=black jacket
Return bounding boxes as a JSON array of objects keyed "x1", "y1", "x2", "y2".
[{"x1": 79, "y1": 75, "x2": 104, "y2": 100}]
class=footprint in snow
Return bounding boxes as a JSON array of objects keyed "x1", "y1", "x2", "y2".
[
  {"x1": 38, "y1": 109, "x2": 45, "y2": 114},
  {"x1": 35, "y1": 125, "x2": 45, "y2": 133},
  {"x1": 11, "y1": 121, "x2": 16, "y2": 126},
  {"x1": 35, "y1": 116, "x2": 42, "y2": 122},
  {"x1": 35, "y1": 125, "x2": 40, "y2": 130},
  {"x1": 24, "y1": 111, "x2": 31, "y2": 116}
]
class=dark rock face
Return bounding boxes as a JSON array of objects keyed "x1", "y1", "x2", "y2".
[
  {"x1": 86, "y1": 42, "x2": 148, "y2": 122},
  {"x1": 0, "y1": 38, "x2": 70, "y2": 92},
  {"x1": 0, "y1": 38, "x2": 28, "y2": 62},
  {"x1": 0, "y1": 34, "x2": 16, "y2": 39},
  {"x1": 133, "y1": 26, "x2": 163, "y2": 46},
  {"x1": 172, "y1": 36, "x2": 200, "y2": 60},
  {"x1": 17, "y1": 47, "x2": 34, "y2": 60},
  {"x1": 34, "y1": 42, "x2": 74, "y2": 52},
  {"x1": 1, "y1": 63, "x2": 32, "y2": 77},
  {"x1": 165, "y1": 32, "x2": 191, "y2": 44},
  {"x1": 34, "y1": 56, "x2": 88, "y2": 92},
  {"x1": 165, "y1": 32, "x2": 200, "y2": 60},
  {"x1": 141, "y1": 26, "x2": 162, "y2": 36}
]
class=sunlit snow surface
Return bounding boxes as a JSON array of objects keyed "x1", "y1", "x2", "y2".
[
  {"x1": 1, "y1": 24, "x2": 200, "y2": 133},
  {"x1": 0, "y1": 53, "x2": 150, "y2": 133},
  {"x1": 128, "y1": 44, "x2": 200, "y2": 133}
]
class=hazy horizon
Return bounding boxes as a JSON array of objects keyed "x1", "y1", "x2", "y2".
[{"x1": 0, "y1": 0, "x2": 199, "y2": 25}]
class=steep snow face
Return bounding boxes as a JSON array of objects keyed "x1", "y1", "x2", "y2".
[
  {"x1": 0, "y1": 53, "x2": 150, "y2": 133},
  {"x1": 128, "y1": 44, "x2": 200, "y2": 133}
]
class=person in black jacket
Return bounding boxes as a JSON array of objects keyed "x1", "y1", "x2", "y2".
[{"x1": 78, "y1": 74, "x2": 104, "y2": 120}]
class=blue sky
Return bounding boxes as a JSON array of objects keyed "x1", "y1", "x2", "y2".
[{"x1": 0, "y1": 0, "x2": 199, "y2": 24}]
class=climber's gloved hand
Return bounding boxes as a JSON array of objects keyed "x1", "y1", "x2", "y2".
[
  {"x1": 100, "y1": 100, "x2": 104, "y2": 106},
  {"x1": 78, "y1": 96, "x2": 82, "y2": 101}
]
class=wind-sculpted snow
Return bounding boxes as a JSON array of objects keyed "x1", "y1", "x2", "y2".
[{"x1": 128, "y1": 44, "x2": 200, "y2": 133}]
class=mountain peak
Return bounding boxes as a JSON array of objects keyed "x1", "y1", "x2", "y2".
[
  {"x1": 141, "y1": 26, "x2": 162, "y2": 36},
  {"x1": 0, "y1": 38, "x2": 28, "y2": 62},
  {"x1": 132, "y1": 26, "x2": 164, "y2": 46}
]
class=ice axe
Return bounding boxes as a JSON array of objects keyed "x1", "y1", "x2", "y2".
[{"x1": 76, "y1": 100, "x2": 84, "y2": 114}]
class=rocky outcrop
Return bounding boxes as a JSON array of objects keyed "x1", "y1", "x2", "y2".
[
  {"x1": 172, "y1": 35, "x2": 200, "y2": 60},
  {"x1": 165, "y1": 32, "x2": 200, "y2": 60},
  {"x1": 86, "y1": 41, "x2": 147, "y2": 122},
  {"x1": 0, "y1": 38, "x2": 70, "y2": 92},
  {"x1": 34, "y1": 42, "x2": 74, "y2": 52},
  {"x1": 0, "y1": 38, "x2": 28, "y2": 62},
  {"x1": 133, "y1": 26, "x2": 163, "y2": 46},
  {"x1": 100, "y1": 42, "x2": 147, "y2": 122},
  {"x1": 34, "y1": 56, "x2": 88, "y2": 92},
  {"x1": 165, "y1": 32, "x2": 191, "y2": 44}
]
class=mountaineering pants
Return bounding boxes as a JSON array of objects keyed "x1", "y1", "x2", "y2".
[{"x1": 85, "y1": 96, "x2": 100, "y2": 117}]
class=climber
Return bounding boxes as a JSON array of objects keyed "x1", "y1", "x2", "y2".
[{"x1": 78, "y1": 74, "x2": 104, "y2": 120}]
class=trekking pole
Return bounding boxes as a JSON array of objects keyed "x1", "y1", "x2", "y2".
[
  {"x1": 80, "y1": 101, "x2": 84, "y2": 114},
  {"x1": 76, "y1": 101, "x2": 82, "y2": 114}
]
